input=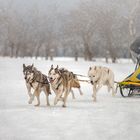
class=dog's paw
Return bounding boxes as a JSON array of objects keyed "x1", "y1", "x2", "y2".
[
  {"x1": 34, "y1": 104, "x2": 40, "y2": 107},
  {"x1": 112, "y1": 93, "x2": 115, "y2": 97},
  {"x1": 62, "y1": 104, "x2": 66, "y2": 108},
  {"x1": 54, "y1": 101, "x2": 57, "y2": 106},
  {"x1": 46, "y1": 103, "x2": 50, "y2": 106},
  {"x1": 28, "y1": 100, "x2": 32, "y2": 104}
]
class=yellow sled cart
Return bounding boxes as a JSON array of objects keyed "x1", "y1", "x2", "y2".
[
  {"x1": 118, "y1": 37, "x2": 140, "y2": 97},
  {"x1": 118, "y1": 66, "x2": 140, "y2": 97}
]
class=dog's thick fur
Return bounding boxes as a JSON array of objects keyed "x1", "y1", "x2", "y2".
[
  {"x1": 48, "y1": 65, "x2": 83, "y2": 107},
  {"x1": 59, "y1": 67, "x2": 83, "y2": 99},
  {"x1": 88, "y1": 66, "x2": 115, "y2": 101},
  {"x1": 23, "y1": 64, "x2": 51, "y2": 106}
]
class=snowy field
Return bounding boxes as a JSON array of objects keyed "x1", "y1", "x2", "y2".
[{"x1": 0, "y1": 57, "x2": 140, "y2": 140}]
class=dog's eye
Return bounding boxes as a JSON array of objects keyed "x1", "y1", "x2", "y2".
[{"x1": 92, "y1": 75, "x2": 95, "y2": 77}]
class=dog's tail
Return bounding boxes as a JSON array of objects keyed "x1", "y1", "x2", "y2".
[{"x1": 71, "y1": 79, "x2": 80, "y2": 88}]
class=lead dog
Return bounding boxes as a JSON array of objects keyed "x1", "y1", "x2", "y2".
[
  {"x1": 88, "y1": 66, "x2": 115, "y2": 101},
  {"x1": 23, "y1": 64, "x2": 51, "y2": 106},
  {"x1": 48, "y1": 65, "x2": 83, "y2": 107}
]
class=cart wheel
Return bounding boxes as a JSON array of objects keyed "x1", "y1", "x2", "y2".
[
  {"x1": 128, "y1": 89, "x2": 133, "y2": 97},
  {"x1": 119, "y1": 85, "x2": 125, "y2": 97}
]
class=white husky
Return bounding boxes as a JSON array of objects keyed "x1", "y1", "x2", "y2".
[{"x1": 88, "y1": 66, "x2": 115, "y2": 101}]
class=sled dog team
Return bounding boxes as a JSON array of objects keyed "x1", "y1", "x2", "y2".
[{"x1": 23, "y1": 64, "x2": 115, "y2": 107}]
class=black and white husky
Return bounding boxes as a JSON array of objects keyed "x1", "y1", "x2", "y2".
[
  {"x1": 48, "y1": 65, "x2": 83, "y2": 107},
  {"x1": 23, "y1": 64, "x2": 51, "y2": 106}
]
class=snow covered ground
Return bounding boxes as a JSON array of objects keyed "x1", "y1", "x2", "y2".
[{"x1": 0, "y1": 57, "x2": 140, "y2": 140}]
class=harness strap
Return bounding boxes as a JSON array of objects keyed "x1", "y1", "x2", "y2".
[
  {"x1": 36, "y1": 80, "x2": 50, "y2": 84},
  {"x1": 57, "y1": 76, "x2": 62, "y2": 83},
  {"x1": 54, "y1": 76, "x2": 63, "y2": 90},
  {"x1": 74, "y1": 74, "x2": 88, "y2": 78},
  {"x1": 55, "y1": 82, "x2": 62, "y2": 90},
  {"x1": 29, "y1": 71, "x2": 50, "y2": 86},
  {"x1": 29, "y1": 71, "x2": 37, "y2": 87},
  {"x1": 30, "y1": 83, "x2": 33, "y2": 87},
  {"x1": 77, "y1": 79, "x2": 91, "y2": 83}
]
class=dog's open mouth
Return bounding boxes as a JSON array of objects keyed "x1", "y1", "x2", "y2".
[
  {"x1": 49, "y1": 78, "x2": 56, "y2": 83},
  {"x1": 27, "y1": 78, "x2": 32, "y2": 83}
]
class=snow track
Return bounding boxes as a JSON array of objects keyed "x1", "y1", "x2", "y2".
[{"x1": 0, "y1": 57, "x2": 139, "y2": 140}]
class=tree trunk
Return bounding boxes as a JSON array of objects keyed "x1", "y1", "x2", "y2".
[
  {"x1": 35, "y1": 44, "x2": 42, "y2": 59},
  {"x1": 74, "y1": 52, "x2": 78, "y2": 61},
  {"x1": 84, "y1": 46, "x2": 92, "y2": 61},
  {"x1": 10, "y1": 43, "x2": 14, "y2": 57},
  {"x1": 45, "y1": 47, "x2": 50, "y2": 60}
]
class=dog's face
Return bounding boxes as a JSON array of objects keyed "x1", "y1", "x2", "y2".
[
  {"x1": 48, "y1": 65, "x2": 61, "y2": 83},
  {"x1": 88, "y1": 66, "x2": 100, "y2": 84},
  {"x1": 23, "y1": 64, "x2": 34, "y2": 83}
]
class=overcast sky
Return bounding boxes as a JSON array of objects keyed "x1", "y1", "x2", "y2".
[{"x1": 0, "y1": 0, "x2": 81, "y2": 13}]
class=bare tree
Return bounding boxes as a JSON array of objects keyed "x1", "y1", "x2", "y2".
[
  {"x1": 0, "y1": 0, "x2": 140, "y2": 60},
  {"x1": 65, "y1": 1, "x2": 100, "y2": 61},
  {"x1": 128, "y1": 0, "x2": 140, "y2": 40}
]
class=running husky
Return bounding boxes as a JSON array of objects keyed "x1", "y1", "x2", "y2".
[
  {"x1": 48, "y1": 65, "x2": 83, "y2": 107},
  {"x1": 23, "y1": 64, "x2": 51, "y2": 106},
  {"x1": 88, "y1": 66, "x2": 115, "y2": 102}
]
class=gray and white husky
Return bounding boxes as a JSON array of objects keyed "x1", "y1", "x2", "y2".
[
  {"x1": 48, "y1": 65, "x2": 83, "y2": 107},
  {"x1": 23, "y1": 64, "x2": 51, "y2": 106}
]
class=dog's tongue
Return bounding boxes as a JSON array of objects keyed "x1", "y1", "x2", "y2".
[{"x1": 49, "y1": 79, "x2": 54, "y2": 83}]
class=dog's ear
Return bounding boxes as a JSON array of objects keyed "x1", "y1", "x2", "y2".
[
  {"x1": 23, "y1": 64, "x2": 26, "y2": 69},
  {"x1": 55, "y1": 65, "x2": 59, "y2": 72},
  {"x1": 31, "y1": 63, "x2": 34, "y2": 67},
  {"x1": 31, "y1": 64, "x2": 34, "y2": 70},
  {"x1": 56, "y1": 69, "x2": 61, "y2": 75},
  {"x1": 51, "y1": 64, "x2": 53, "y2": 69},
  {"x1": 55, "y1": 67, "x2": 59, "y2": 74}
]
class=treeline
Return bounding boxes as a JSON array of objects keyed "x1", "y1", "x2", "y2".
[{"x1": 0, "y1": 0, "x2": 140, "y2": 62}]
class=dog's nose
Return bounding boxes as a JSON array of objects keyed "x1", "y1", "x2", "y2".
[
  {"x1": 90, "y1": 81, "x2": 93, "y2": 84},
  {"x1": 25, "y1": 77, "x2": 27, "y2": 80},
  {"x1": 49, "y1": 77, "x2": 53, "y2": 80}
]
